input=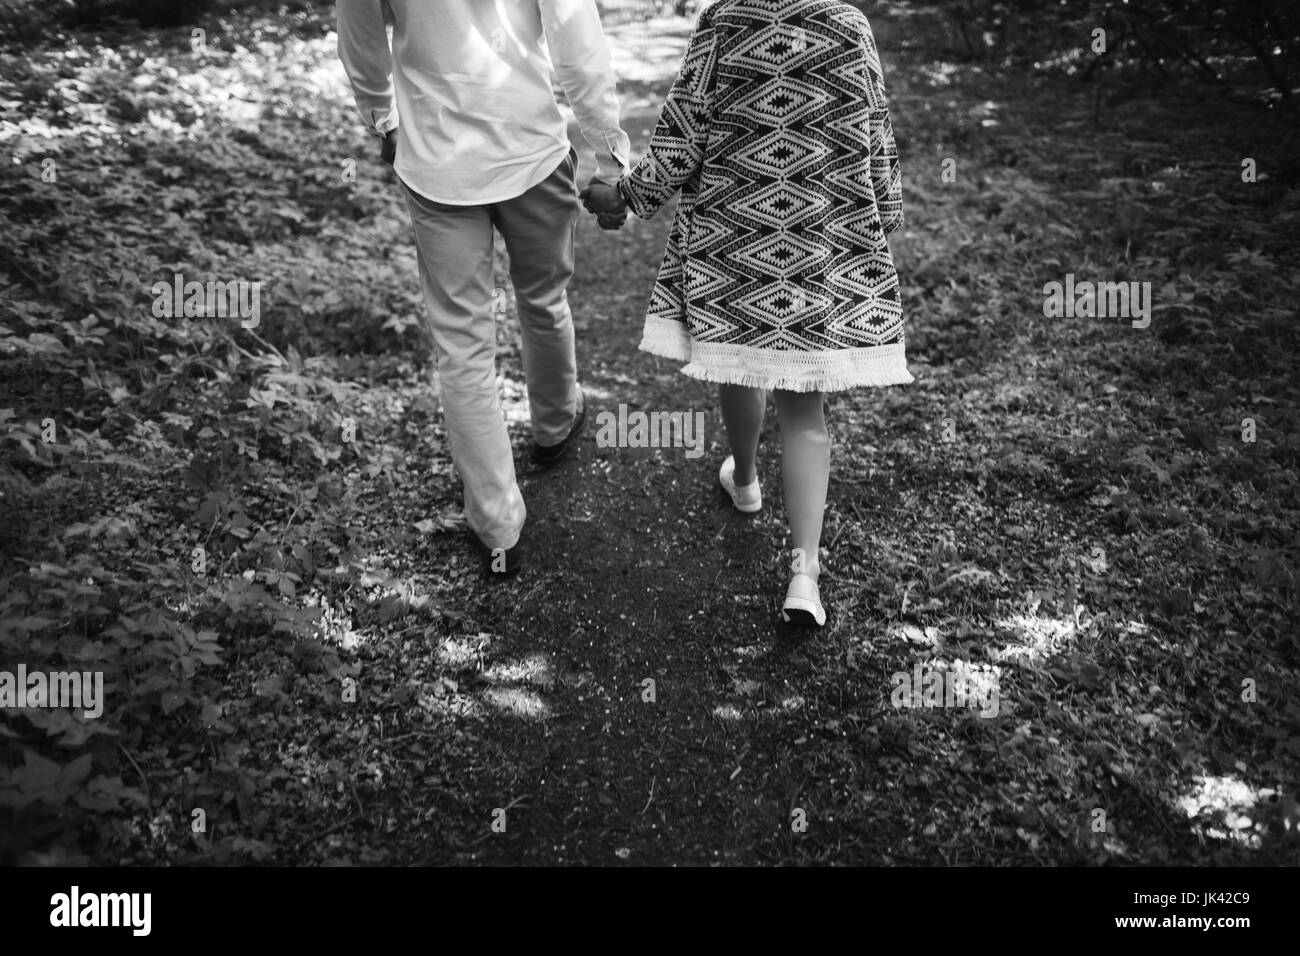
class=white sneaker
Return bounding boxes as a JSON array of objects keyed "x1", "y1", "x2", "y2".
[
  {"x1": 781, "y1": 550, "x2": 826, "y2": 627},
  {"x1": 718, "y1": 455, "x2": 762, "y2": 513}
]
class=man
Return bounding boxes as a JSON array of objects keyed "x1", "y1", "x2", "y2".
[{"x1": 337, "y1": 0, "x2": 631, "y2": 577}]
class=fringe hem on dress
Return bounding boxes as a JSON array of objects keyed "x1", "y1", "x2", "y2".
[
  {"x1": 637, "y1": 315, "x2": 693, "y2": 362},
  {"x1": 638, "y1": 316, "x2": 915, "y2": 392},
  {"x1": 677, "y1": 361, "x2": 914, "y2": 392}
]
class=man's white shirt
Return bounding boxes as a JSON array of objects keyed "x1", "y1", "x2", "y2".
[{"x1": 337, "y1": 0, "x2": 632, "y2": 205}]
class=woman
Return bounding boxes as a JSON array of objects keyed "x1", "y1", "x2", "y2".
[{"x1": 582, "y1": 0, "x2": 910, "y2": 627}]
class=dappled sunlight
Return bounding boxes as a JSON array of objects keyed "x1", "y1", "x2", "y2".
[
  {"x1": 712, "y1": 703, "x2": 742, "y2": 721},
  {"x1": 607, "y1": 16, "x2": 695, "y2": 87},
  {"x1": 917, "y1": 60, "x2": 962, "y2": 87},
  {"x1": 166, "y1": 578, "x2": 366, "y2": 648},
  {"x1": 419, "y1": 687, "x2": 488, "y2": 720},
  {"x1": 581, "y1": 383, "x2": 618, "y2": 404},
  {"x1": 971, "y1": 98, "x2": 1001, "y2": 127},
  {"x1": 991, "y1": 611, "x2": 1080, "y2": 664},
  {"x1": 359, "y1": 554, "x2": 438, "y2": 609},
  {"x1": 435, "y1": 633, "x2": 493, "y2": 670},
  {"x1": 1, "y1": 29, "x2": 351, "y2": 159},
  {"x1": 484, "y1": 653, "x2": 555, "y2": 690},
  {"x1": 483, "y1": 685, "x2": 552, "y2": 720},
  {"x1": 301, "y1": 592, "x2": 362, "y2": 650},
  {"x1": 1033, "y1": 48, "x2": 1092, "y2": 73},
  {"x1": 498, "y1": 373, "x2": 532, "y2": 429},
  {"x1": 1175, "y1": 774, "x2": 1272, "y2": 849},
  {"x1": 477, "y1": 652, "x2": 557, "y2": 720}
]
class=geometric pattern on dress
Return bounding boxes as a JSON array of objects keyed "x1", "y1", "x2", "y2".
[{"x1": 620, "y1": 0, "x2": 907, "y2": 381}]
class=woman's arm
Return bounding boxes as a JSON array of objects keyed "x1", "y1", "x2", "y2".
[
  {"x1": 859, "y1": 20, "x2": 904, "y2": 234},
  {"x1": 616, "y1": 7, "x2": 720, "y2": 220},
  {"x1": 869, "y1": 104, "x2": 903, "y2": 235}
]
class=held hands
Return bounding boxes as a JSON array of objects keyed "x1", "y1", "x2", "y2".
[{"x1": 579, "y1": 177, "x2": 628, "y2": 230}]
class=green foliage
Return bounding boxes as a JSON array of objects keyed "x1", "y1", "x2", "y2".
[
  {"x1": 0, "y1": 0, "x2": 333, "y2": 44},
  {"x1": 0, "y1": 12, "x2": 424, "y2": 864},
  {"x1": 66, "y1": 0, "x2": 219, "y2": 27},
  {"x1": 873, "y1": 0, "x2": 1299, "y2": 105}
]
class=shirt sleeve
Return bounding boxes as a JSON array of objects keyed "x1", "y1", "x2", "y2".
[
  {"x1": 616, "y1": 7, "x2": 718, "y2": 220},
  {"x1": 539, "y1": 0, "x2": 632, "y2": 183},
  {"x1": 336, "y1": 0, "x2": 399, "y2": 136},
  {"x1": 859, "y1": 20, "x2": 903, "y2": 234}
]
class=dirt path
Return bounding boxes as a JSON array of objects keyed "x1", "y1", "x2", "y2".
[{"x1": 369, "y1": 157, "x2": 861, "y2": 865}]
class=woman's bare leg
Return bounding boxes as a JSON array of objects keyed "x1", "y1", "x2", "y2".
[
  {"x1": 718, "y1": 384, "x2": 765, "y2": 486},
  {"x1": 773, "y1": 390, "x2": 829, "y2": 579}
]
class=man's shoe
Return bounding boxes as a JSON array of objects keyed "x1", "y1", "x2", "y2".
[
  {"x1": 470, "y1": 532, "x2": 522, "y2": 578},
  {"x1": 531, "y1": 388, "x2": 586, "y2": 466}
]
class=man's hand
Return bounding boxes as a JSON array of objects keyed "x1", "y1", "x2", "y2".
[
  {"x1": 380, "y1": 129, "x2": 397, "y2": 165},
  {"x1": 580, "y1": 180, "x2": 626, "y2": 215},
  {"x1": 579, "y1": 178, "x2": 627, "y2": 229}
]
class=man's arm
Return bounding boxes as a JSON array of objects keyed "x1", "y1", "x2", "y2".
[
  {"x1": 538, "y1": 0, "x2": 632, "y2": 184},
  {"x1": 336, "y1": 0, "x2": 399, "y2": 138}
]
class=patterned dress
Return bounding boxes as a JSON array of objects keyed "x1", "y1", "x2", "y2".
[{"x1": 617, "y1": 0, "x2": 910, "y2": 392}]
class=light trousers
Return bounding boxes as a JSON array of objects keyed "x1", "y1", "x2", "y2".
[{"x1": 402, "y1": 148, "x2": 581, "y2": 550}]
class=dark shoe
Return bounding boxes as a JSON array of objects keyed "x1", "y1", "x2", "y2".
[
  {"x1": 531, "y1": 388, "x2": 586, "y2": 466},
  {"x1": 470, "y1": 532, "x2": 522, "y2": 578}
]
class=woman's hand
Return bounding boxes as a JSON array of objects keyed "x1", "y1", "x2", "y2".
[{"x1": 579, "y1": 179, "x2": 628, "y2": 229}]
